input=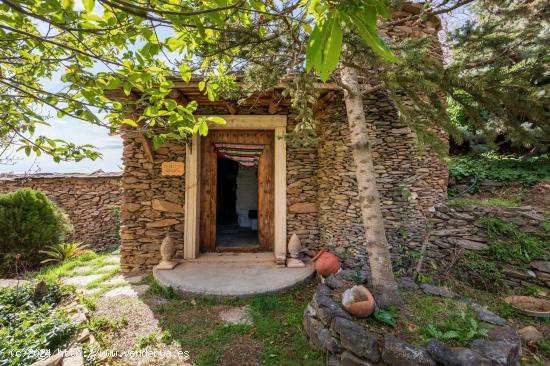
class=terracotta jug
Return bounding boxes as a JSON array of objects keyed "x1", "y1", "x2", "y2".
[
  {"x1": 313, "y1": 248, "x2": 341, "y2": 276},
  {"x1": 342, "y1": 285, "x2": 376, "y2": 317}
]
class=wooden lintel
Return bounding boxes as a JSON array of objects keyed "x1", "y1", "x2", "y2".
[
  {"x1": 140, "y1": 133, "x2": 154, "y2": 163},
  {"x1": 224, "y1": 101, "x2": 238, "y2": 115}
]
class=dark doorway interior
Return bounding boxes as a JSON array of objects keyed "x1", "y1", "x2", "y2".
[{"x1": 216, "y1": 157, "x2": 259, "y2": 248}]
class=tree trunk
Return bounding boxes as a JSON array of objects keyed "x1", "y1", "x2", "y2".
[{"x1": 340, "y1": 64, "x2": 401, "y2": 309}]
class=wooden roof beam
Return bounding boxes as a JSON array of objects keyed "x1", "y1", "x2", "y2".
[{"x1": 224, "y1": 101, "x2": 238, "y2": 115}]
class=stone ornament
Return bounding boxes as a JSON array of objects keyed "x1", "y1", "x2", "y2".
[
  {"x1": 342, "y1": 285, "x2": 376, "y2": 317},
  {"x1": 287, "y1": 233, "x2": 302, "y2": 258},
  {"x1": 286, "y1": 258, "x2": 305, "y2": 268},
  {"x1": 155, "y1": 234, "x2": 177, "y2": 270}
]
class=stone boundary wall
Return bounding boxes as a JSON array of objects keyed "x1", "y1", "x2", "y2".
[
  {"x1": 0, "y1": 173, "x2": 122, "y2": 249},
  {"x1": 429, "y1": 204, "x2": 549, "y2": 289},
  {"x1": 303, "y1": 272, "x2": 522, "y2": 366}
]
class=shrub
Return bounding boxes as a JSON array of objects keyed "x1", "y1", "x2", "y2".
[
  {"x1": 449, "y1": 153, "x2": 550, "y2": 189},
  {"x1": 0, "y1": 188, "x2": 73, "y2": 274}
]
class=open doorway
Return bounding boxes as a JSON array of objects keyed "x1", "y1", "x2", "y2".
[{"x1": 216, "y1": 157, "x2": 259, "y2": 248}]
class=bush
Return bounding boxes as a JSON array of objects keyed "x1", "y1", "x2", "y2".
[
  {"x1": 0, "y1": 189, "x2": 73, "y2": 275},
  {"x1": 0, "y1": 281, "x2": 78, "y2": 366},
  {"x1": 449, "y1": 153, "x2": 550, "y2": 188}
]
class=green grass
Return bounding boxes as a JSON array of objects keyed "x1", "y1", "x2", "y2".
[
  {"x1": 146, "y1": 283, "x2": 323, "y2": 366},
  {"x1": 448, "y1": 197, "x2": 521, "y2": 207},
  {"x1": 35, "y1": 251, "x2": 115, "y2": 282}
]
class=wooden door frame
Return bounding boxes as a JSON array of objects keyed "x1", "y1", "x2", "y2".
[{"x1": 184, "y1": 115, "x2": 287, "y2": 261}]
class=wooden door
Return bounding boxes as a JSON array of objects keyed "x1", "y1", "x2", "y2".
[{"x1": 199, "y1": 130, "x2": 274, "y2": 252}]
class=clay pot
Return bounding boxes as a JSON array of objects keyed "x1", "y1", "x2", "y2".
[
  {"x1": 342, "y1": 285, "x2": 376, "y2": 317},
  {"x1": 313, "y1": 249, "x2": 341, "y2": 276}
]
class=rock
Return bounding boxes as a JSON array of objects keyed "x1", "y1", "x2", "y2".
[
  {"x1": 61, "y1": 275, "x2": 103, "y2": 287},
  {"x1": 0, "y1": 279, "x2": 30, "y2": 288},
  {"x1": 382, "y1": 335, "x2": 436, "y2": 366},
  {"x1": 340, "y1": 351, "x2": 373, "y2": 366},
  {"x1": 331, "y1": 317, "x2": 380, "y2": 362},
  {"x1": 530, "y1": 260, "x2": 550, "y2": 273},
  {"x1": 303, "y1": 310, "x2": 322, "y2": 339},
  {"x1": 103, "y1": 285, "x2": 149, "y2": 297},
  {"x1": 218, "y1": 305, "x2": 253, "y2": 325},
  {"x1": 447, "y1": 238, "x2": 489, "y2": 251},
  {"x1": 145, "y1": 218, "x2": 179, "y2": 228},
  {"x1": 62, "y1": 347, "x2": 84, "y2": 366},
  {"x1": 30, "y1": 352, "x2": 64, "y2": 366},
  {"x1": 315, "y1": 328, "x2": 341, "y2": 353},
  {"x1": 288, "y1": 202, "x2": 317, "y2": 214},
  {"x1": 426, "y1": 339, "x2": 461, "y2": 366},
  {"x1": 329, "y1": 355, "x2": 343, "y2": 366},
  {"x1": 475, "y1": 308, "x2": 507, "y2": 326},
  {"x1": 471, "y1": 339, "x2": 521, "y2": 366},
  {"x1": 398, "y1": 276, "x2": 419, "y2": 290},
  {"x1": 325, "y1": 274, "x2": 350, "y2": 289},
  {"x1": 452, "y1": 348, "x2": 492, "y2": 366},
  {"x1": 420, "y1": 284, "x2": 456, "y2": 298},
  {"x1": 151, "y1": 199, "x2": 184, "y2": 213},
  {"x1": 313, "y1": 291, "x2": 352, "y2": 324},
  {"x1": 518, "y1": 326, "x2": 543, "y2": 343},
  {"x1": 487, "y1": 325, "x2": 521, "y2": 345}
]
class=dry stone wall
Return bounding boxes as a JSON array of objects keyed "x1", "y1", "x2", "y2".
[
  {"x1": 316, "y1": 95, "x2": 448, "y2": 269},
  {"x1": 0, "y1": 173, "x2": 122, "y2": 249},
  {"x1": 429, "y1": 203, "x2": 549, "y2": 289},
  {"x1": 119, "y1": 130, "x2": 186, "y2": 273}
]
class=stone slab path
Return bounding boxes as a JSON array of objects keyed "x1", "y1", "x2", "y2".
[{"x1": 59, "y1": 254, "x2": 192, "y2": 366}]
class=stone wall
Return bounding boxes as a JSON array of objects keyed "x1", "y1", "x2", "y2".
[
  {"x1": 119, "y1": 130, "x2": 186, "y2": 273},
  {"x1": 304, "y1": 273, "x2": 522, "y2": 366},
  {"x1": 0, "y1": 173, "x2": 122, "y2": 249},
  {"x1": 316, "y1": 95, "x2": 447, "y2": 269},
  {"x1": 428, "y1": 203, "x2": 549, "y2": 289}
]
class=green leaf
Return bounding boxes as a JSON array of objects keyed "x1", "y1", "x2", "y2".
[
  {"x1": 373, "y1": 309, "x2": 396, "y2": 326},
  {"x1": 83, "y1": 0, "x2": 95, "y2": 13},
  {"x1": 347, "y1": 11, "x2": 400, "y2": 63},
  {"x1": 305, "y1": 13, "x2": 343, "y2": 81},
  {"x1": 208, "y1": 116, "x2": 226, "y2": 125},
  {"x1": 121, "y1": 118, "x2": 137, "y2": 127},
  {"x1": 179, "y1": 64, "x2": 192, "y2": 83}
]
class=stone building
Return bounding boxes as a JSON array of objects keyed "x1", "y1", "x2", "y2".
[{"x1": 114, "y1": 5, "x2": 448, "y2": 274}]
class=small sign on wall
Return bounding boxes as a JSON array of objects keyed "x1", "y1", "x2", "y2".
[{"x1": 161, "y1": 161, "x2": 185, "y2": 176}]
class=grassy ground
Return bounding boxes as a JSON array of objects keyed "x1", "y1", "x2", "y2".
[
  {"x1": 31, "y1": 252, "x2": 323, "y2": 365},
  {"x1": 143, "y1": 278, "x2": 324, "y2": 366}
]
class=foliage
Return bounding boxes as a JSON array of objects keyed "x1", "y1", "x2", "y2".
[
  {"x1": 0, "y1": 188, "x2": 73, "y2": 275},
  {"x1": 305, "y1": 0, "x2": 397, "y2": 80},
  {"x1": 0, "y1": 282, "x2": 78, "y2": 366},
  {"x1": 538, "y1": 339, "x2": 550, "y2": 357},
  {"x1": 421, "y1": 309, "x2": 488, "y2": 345},
  {"x1": 134, "y1": 332, "x2": 160, "y2": 351},
  {"x1": 448, "y1": 197, "x2": 522, "y2": 208},
  {"x1": 373, "y1": 307, "x2": 397, "y2": 327},
  {"x1": 87, "y1": 316, "x2": 127, "y2": 346},
  {"x1": 445, "y1": 0, "x2": 550, "y2": 151},
  {"x1": 39, "y1": 242, "x2": 90, "y2": 263},
  {"x1": 455, "y1": 251, "x2": 504, "y2": 291},
  {"x1": 449, "y1": 153, "x2": 550, "y2": 188},
  {"x1": 478, "y1": 215, "x2": 550, "y2": 264}
]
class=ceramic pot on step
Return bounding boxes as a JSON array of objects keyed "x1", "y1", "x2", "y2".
[{"x1": 313, "y1": 249, "x2": 341, "y2": 276}]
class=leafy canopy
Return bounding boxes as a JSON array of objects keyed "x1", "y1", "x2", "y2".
[{"x1": 0, "y1": 0, "x2": 395, "y2": 162}]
